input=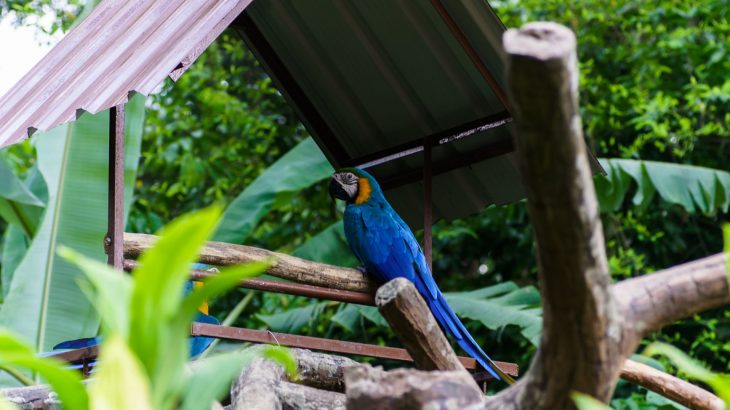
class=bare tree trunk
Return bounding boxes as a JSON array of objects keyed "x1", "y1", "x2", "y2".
[
  {"x1": 480, "y1": 22, "x2": 730, "y2": 410},
  {"x1": 495, "y1": 21, "x2": 622, "y2": 409}
]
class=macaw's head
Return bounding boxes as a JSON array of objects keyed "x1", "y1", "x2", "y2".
[{"x1": 329, "y1": 168, "x2": 379, "y2": 205}]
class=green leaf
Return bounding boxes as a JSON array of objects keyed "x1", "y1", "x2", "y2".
[
  {"x1": 331, "y1": 304, "x2": 389, "y2": 332},
  {"x1": 58, "y1": 246, "x2": 133, "y2": 339},
  {"x1": 128, "y1": 206, "x2": 223, "y2": 408},
  {"x1": 445, "y1": 283, "x2": 542, "y2": 346},
  {"x1": 180, "y1": 349, "x2": 257, "y2": 410},
  {"x1": 180, "y1": 346, "x2": 295, "y2": 410},
  {"x1": 88, "y1": 335, "x2": 152, "y2": 410},
  {"x1": 330, "y1": 304, "x2": 360, "y2": 333},
  {"x1": 0, "y1": 330, "x2": 88, "y2": 410},
  {"x1": 722, "y1": 223, "x2": 730, "y2": 284},
  {"x1": 572, "y1": 391, "x2": 612, "y2": 410},
  {"x1": 0, "y1": 157, "x2": 44, "y2": 238},
  {"x1": 257, "y1": 302, "x2": 328, "y2": 334},
  {"x1": 214, "y1": 138, "x2": 333, "y2": 244},
  {"x1": 1, "y1": 225, "x2": 28, "y2": 300},
  {"x1": 0, "y1": 94, "x2": 146, "y2": 357},
  {"x1": 181, "y1": 262, "x2": 269, "y2": 321},
  {"x1": 293, "y1": 221, "x2": 359, "y2": 267},
  {"x1": 596, "y1": 159, "x2": 730, "y2": 215}
]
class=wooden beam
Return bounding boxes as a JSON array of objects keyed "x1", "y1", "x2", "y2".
[
  {"x1": 375, "y1": 278, "x2": 464, "y2": 372},
  {"x1": 620, "y1": 360, "x2": 723, "y2": 410}
]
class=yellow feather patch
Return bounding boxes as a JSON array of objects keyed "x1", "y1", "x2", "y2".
[
  {"x1": 194, "y1": 281, "x2": 209, "y2": 315},
  {"x1": 354, "y1": 178, "x2": 372, "y2": 204}
]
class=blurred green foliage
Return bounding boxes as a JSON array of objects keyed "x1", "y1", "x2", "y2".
[
  {"x1": 0, "y1": 207, "x2": 294, "y2": 410},
  {"x1": 0, "y1": 0, "x2": 727, "y2": 407}
]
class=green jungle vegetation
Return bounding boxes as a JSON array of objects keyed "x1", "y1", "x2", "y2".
[{"x1": 0, "y1": 1, "x2": 728, "y2": 409}]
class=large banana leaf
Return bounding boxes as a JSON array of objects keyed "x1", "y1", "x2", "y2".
[
  {"x1": 292, "y1": 221, "x2": 358, "y2": 267},
  {"x1": 213, "y1": 137, "x2": 333, "y2": 244},
  {"x1": 1, "y1": 225, "x2": 28, "y2": 301},
  {"x1": 445, "y1": 282, "x2": 542, "y2": 346},
  {"x1": 0, "y1": 158, "x2": 44, "y2": 238},
  {"x1": 0, "y1": 94, "x2": 145, "y2": 355},
  {"x1": 596, "y1": 158, "x2": 730, "y2": 215},
  {"x1": 1, "y1": 166, "x2": 50, "y2": 300}
]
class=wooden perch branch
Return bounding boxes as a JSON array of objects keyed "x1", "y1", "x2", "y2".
[
  {"x1": 345, "y1": 365, "x2": 485, "y2": 410},
  {"x1": 495, "y1": 21, "x2": 621, "y2": 409},
  {"x1": 0, "y1": 385, "x2": 60, "y2": 410},
  {"x1": 122, "y1": 232, "x2": 375, "y2": 292},
  {"x1": 621, "y1": 360, "x2": 724, "y2": 410},
  {"x1": 231, "y1": 348, "x2": 352, "y2": 410},
  {"x1": 375, "y1": 278, "x2": 468, "y2": 373},
  {"x1": 614, "y1": 253, "x2": 729, "y2": 342},
  {"x1": 123, "y1": 232, "x2": 726, "y2": 407}
]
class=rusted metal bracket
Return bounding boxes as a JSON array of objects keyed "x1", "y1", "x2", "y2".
[
  {"x1": 423, "y1": 138, "x2": 433, "y2": 271},
  {"x1": 191, "y1": 322, "x2": 518, "y2": 380}
]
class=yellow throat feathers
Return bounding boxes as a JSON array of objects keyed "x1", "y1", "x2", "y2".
[
  {"x1": 194, "y1": 281, "x2": 209, "y2": 315},
  {"x1": 354, "y1": 177, "x2": 372, "y2": 205}
]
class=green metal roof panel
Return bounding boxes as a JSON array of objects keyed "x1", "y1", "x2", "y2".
[
  {"x1": 237, "y1": 1, "x2": 600, "y2": 226},
  {"x1": 245, "y1": 1, "x2": 506, "y2": 158}
]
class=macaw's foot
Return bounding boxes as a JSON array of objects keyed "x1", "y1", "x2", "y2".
[{"x1": 356, "y1": 265, "x2": 368, "y2": 275}]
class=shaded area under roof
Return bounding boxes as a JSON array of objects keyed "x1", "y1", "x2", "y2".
[
  {"x1": 0, "y1": 0, "x2": 601, "y2": 227},
  {"x1": 237, "y1": 0, "x2": 602, "y2": 227}
]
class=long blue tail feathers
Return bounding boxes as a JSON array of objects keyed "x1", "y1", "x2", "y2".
[{"x1": 429, "y1": 291, "x2": 515, "y2": 384}]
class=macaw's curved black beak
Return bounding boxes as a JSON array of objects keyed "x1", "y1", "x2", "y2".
[{"x1": 329, "y1": 177, "x2": 349, "y2": 201}]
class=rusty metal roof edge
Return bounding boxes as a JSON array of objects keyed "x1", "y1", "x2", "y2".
[{"x1": 0, "y1": 0, "x2": 253, "y2": 150}]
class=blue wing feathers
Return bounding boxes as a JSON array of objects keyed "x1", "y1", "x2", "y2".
[
  {"x1": 53, "y1": 337, "x2": 100, "y2": 350},
  {"x1": 343, "y1": 189, "x2": 505, "y2": 381}
]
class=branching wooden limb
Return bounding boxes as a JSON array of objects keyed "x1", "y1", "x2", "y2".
[
  {"x1": 621, "y1": 359, "x2": 724, "y2": 410},
  {"x1": 275, "y1": 382, "x2": 346, "y2": 410},
  {"x1": 0, "y1": 385, "x2": 60, "y2": 410},
  {"x1": 345, "y1": 365, "x2": 485, "y2": 410},
  {"x1": 494, "y1": 22, "x2": 622, "y2": 409},
  {"x1": 481, "y1": 21, "x2": 730, "y2": 410},
  {"x1": 294, "y1": 349, "x2": 358, "y2": 392},
  {"x1": 375, "y1": 278, "x2": 467, "y2": 373},
  {"x1": 613, "y1": 253, "x2": 729, "y2": 342},
  {"x1": 231, "y1": 348, "x2": 355, "y2": 410},
  {"x1": 122, "y1": 232, "x2": 375, "y2": 292},
  {"x1": 231, "y1": 356, "x2": 284, "y2": 410}
]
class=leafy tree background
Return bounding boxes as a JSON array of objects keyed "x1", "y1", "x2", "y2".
[{"x1": 0, "y1": 1, "x2": 728, "y2": 408}]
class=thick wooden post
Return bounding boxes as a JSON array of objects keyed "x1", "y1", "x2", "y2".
[
  {"x1": 375, "y1": 278, "x2": 466, "y2": 373},
  {"x1": 106, "y1": 104, "x2": 125, "y2": 268}
]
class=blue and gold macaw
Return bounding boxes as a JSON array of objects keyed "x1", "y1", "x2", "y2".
[
  {"x1": 329, "y1": 168, "x2": 514, "y2": 384},
  {"x1": 50, "y1": 278, "x2": 218, "y2": 360}
]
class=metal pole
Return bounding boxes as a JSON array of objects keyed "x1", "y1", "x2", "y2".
[
  {"x1": 107, "y1": 104, "x2": 125, "y2": 268},
  {"x1": 423, "y1": 140, "x2": 433, "y2": 271}
]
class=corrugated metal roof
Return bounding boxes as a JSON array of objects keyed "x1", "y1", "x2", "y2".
[
  {"x1": 0, "y1": 0, "x2": 252, "y2": 149},
  {"x1": 238, "y1": 1, "x2": 602, "y2": 226},
  {"x1": 0, "y1": 0, "x2": 601, "y2": 226}
]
